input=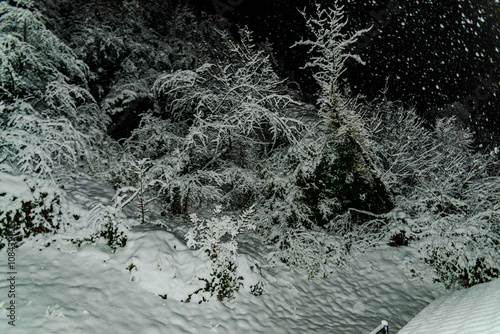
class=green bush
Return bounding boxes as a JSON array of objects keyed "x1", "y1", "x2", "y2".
[
  {"x1": 299, "y1": 142, "x2": 393, "y2": 226},
  {"x1": 190, "y1": 252, "x2": 243, "y2": 302},
  {"x1": 70, "y1": 220, "x2": 127, "y2": 252},
  {"x1": 424, "y1": 248, "x2": 499, "y2": 289},
  {"x1": 0, "y1": 190, "x2": 62, "y2": 250},
  {"x1": 71, "y1": 207, "x2": 127, "y2": 252},
  {"x1": 185, "y1": 205, "x2": 255, "y2": 302}
]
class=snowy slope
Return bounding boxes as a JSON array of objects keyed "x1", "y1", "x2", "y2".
[
  {"x1": 0, "y1": 173, "x2": 445, "y2": 333},
  {"x1": 398, "y1": 278, "x2": 500, "y2": 334}
]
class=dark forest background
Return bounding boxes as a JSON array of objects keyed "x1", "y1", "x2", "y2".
[
  {"x1": 192, "y1": 0, "x2": 500, "y2": 149},
  {"x1": 32, "y1": 0, "x2": 500, "y2": 149}
]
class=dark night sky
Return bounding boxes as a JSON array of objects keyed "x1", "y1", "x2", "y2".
[{"x1": 191, "y1": 0, "x2": 500, "y2": 147}]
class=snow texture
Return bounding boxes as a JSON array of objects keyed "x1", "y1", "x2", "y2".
[
  {"x1": 0, "y1": 173, "x2": 444, "y2": 333},
  {"x1": 398, "y1": 278, "x2": 500, "y2": 334}
]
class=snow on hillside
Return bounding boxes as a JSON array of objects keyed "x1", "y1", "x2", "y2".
[{"x1": 0, "y1": 172, "x2": 444, "y2": 333}]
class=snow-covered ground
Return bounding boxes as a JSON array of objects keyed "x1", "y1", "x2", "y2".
[
  {"x1": 399, "y1": 278, "x2": 500, "y2": 334},
  {"x1": 0, "y1": 172, "x2": 445, "y2": 333}
]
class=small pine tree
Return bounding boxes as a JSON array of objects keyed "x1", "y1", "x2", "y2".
[{"x1": 292, "y1": 3, "x2": 392, "y2": 223}]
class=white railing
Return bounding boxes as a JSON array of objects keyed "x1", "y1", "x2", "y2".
[{"x1": 368, "y1": 320, "x2": 389, "y2": 334}]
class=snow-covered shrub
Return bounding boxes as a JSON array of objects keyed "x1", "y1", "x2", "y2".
[
  {"x1": 72, "y1": 24, "x2": 127, "y2": 76},
  {"x1": 411, "y1": 160, "x2": 500, "y2": 288},
  {"x1": 71, "y1": 204, "x2": 128, "y2": 252},
  {"x1": 0, "y1": 3, "x2": 108, "y2": 183},
  {"x1": 109, "y1": 26, "x2": 304, "y2": 215},
  {"x1": 43, "y1": 77, "x2": 111, "y2": 167},
  {"x1": 120, "y1": 113, "x2": 185, "y2": 162},
  {"x1": 238, "y1": 4, "x2": 391, "y2": 281},
  {"x1": 255, "y1": 138, "x2": 363, "y2": 277},
  {"x1": 0, "y1": 32, "x2": 47, "y2": 99},
  {"x1": 417, "y1": 212, "x2": 499, "y2": 288},
  {"x1": 361, "y1": 98, "x2": 500, "y2": 287},
  {"x1": 269, "y1": 229, "x2": 348, "y2": 279},
  {"x1": 44, "y1": 77, "x2": 106, "y2": 130},
  {"x1": 185, "y1": 205, "x2": 255, "y2": 301},
  {"x1": 154, "y1": 27, "x2": 303, "y2": 158},
  {"x1": 111, "y1": 157, "x2": 158, "y2": 224},
  {"x1": 362, "y1": 98, "x2": 492, "y2": 207},
  {"x1": 1, "y1": 102, "x2": 92, "y2": 181},
  {"x1": 0, "y1": 2, "x2": 88, "y2": 101},
  {"x1": 0, "y1": 178, "x2": 63, "y2": 250},
  {"x1": 256, "y1": 144, "x2": 317, "y2": 232},
  {"x1": 121, "y1": 139, "x2": 223, "y2": 215},
  {"x1": 360, "y1": 99, "x2": 431, "y2": 196}
]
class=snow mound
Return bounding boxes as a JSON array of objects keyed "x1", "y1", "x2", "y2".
[{"x1": 398, "y1": 278, "x2": 500, "y2": 334}]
